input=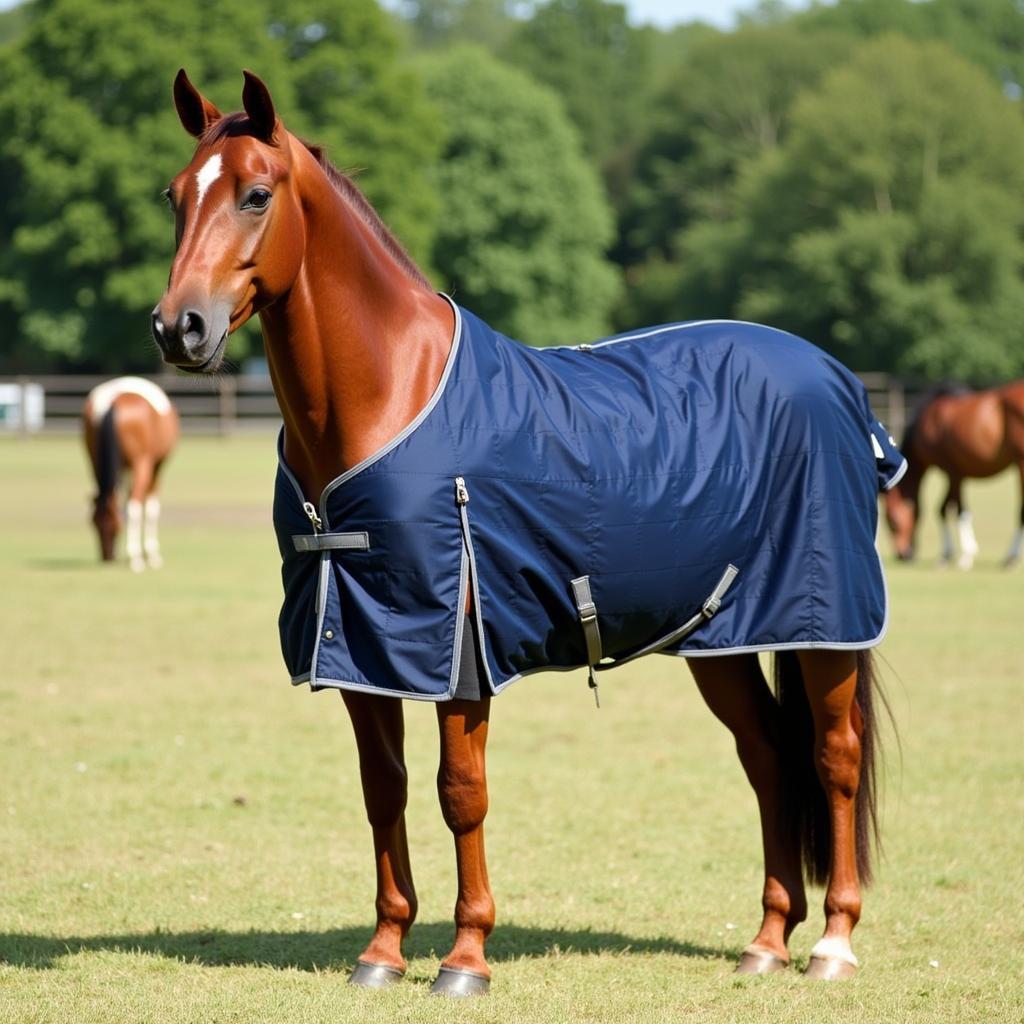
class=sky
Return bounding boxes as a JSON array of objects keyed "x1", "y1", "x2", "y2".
[
  {"x1": 625, "y1": 0, "x2": 770, "y2": 28},
  {"x1": 0, "y1": 0, "x2": 812, "y2": 24}
]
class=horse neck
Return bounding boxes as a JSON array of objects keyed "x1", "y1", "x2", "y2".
[{"x1": 260, "y1": 158, "x2": 453, "y2": 501}]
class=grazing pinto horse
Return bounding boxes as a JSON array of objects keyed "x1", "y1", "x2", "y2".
[
  {"x1": 884, "y1": 383, "x2": 1024, "y2": 568},
  {"x1": 153, "y1": 71, "x2": 903, "y2": 994},
  {"x1": 82, "y1": 377, "x2": 179, "y2": 570}
]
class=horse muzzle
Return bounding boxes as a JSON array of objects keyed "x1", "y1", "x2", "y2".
[{"x1": 151, "y1": 302, "x2": 230, "y2": 372}]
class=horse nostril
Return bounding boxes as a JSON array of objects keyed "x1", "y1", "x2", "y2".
[{"x1": 179, "y1": 309, "x2": 207, "y2": 348}]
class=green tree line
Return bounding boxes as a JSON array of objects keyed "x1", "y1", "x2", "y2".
[{"x1": 1, "y1": 0, "x2": 1023, "y2": 380}]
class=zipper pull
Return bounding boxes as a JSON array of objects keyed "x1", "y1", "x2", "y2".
[
  {"x1": 454, "y1": 477, "x2": 470, "y2": 506},
  {"x1": 302, "y1": 501, "x2": 323, "y2": 532}
]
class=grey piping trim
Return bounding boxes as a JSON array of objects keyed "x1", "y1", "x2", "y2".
[
  {"x1": 297, "y1": 542, "x2": 889, "y2": 696},
  {"x1": 308, "y1": 554, "x2": 332, "y2": 683},
  {"x1": 457, "y1": 487, "x2": 500, "y2": 697},
  {"x1": 446, "y1": 543, "x2": 470, "y2": 700},
  {"x1": 550, "y1": 318, "x2": 800, "y2": 353},
  {"x1": 673, "y1": 542, "x2": 892, "y2": 657},
  {"x1": 292, "y1": 532, "x2": 369, "y2": 552},
  {"x1": 882, "y1": 457, "x2": 909, "y2": 492},
  {"x1": 303, "y1": 481, "x2": 469, "y2": 701},
  {"x1": 317, "y1": 297, "x2": 463, "y2": 527},
  {"x1": 597, "y1": 563, "x2": 739, "y2": 668}
]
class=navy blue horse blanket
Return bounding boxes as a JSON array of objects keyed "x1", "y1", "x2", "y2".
[{"x1": 273, "y1": 303, "x2": 905, "y2": 701}]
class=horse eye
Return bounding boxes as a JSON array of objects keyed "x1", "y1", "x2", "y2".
[
  {"x1": 161, "y1": 188, "x2": 175, "y2": 210},
  {"x1": 243, "y1": 189, "x2": 272, "y2": 211}
]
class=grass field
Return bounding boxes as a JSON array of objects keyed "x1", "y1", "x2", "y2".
[{"x1": 1, "y1": 433, "x2": 1022, "y2": 1024}]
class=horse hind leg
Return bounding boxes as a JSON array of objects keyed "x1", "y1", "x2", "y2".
[
  {"x1": 125, "y1": 459, "x2": 154, "y2": 572},
  {"x1": 342, "y1": 692, "x2": 418, "y2": 988},
  {"x1": 143, "y1": 465, "x2": 165, "y2": 569},
  {"x1": 1002, "y1": 462, "x2": 1024, "y2": 568},
  {"x1": 794, "y1": 649, "x2": 880, "y2": 980},
  {"x1": 687, "y1": 654, "x2": 807, "y2": 973}
]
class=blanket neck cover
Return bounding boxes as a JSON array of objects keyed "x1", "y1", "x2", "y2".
[{"x1": 273, "y1": 302, "x2": 906, "y2": 701}]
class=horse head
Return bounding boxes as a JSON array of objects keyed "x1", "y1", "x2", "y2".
[
  {"x1": 152, "y1": 70, "x2": 306, "y2": 372},
  {"x1": 883, "y1": 481, "x2": 917, "y2": 560}
]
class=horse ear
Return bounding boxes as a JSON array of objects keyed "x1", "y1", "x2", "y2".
[
  {"x1": 174, "y1": 69, "x2": 222, "y2": 138},
  {"x1": 242, "y1": 70, "x2": 278, "y2": 144}
]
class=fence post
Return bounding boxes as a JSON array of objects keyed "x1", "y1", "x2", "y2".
[
  {"x1": 16, "y1": 375, "x2": 30, "y2": 439},
  {"x1": 887, "y1": 380, "x2": 906, "y2": 443},
  {"x1": 219, "y1": 376, "x2": 237, "y2": 436}
]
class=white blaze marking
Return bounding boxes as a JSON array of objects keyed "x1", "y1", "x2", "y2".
[{"x1": 195, "y1": 153, "x2": 223, "y2": 210}]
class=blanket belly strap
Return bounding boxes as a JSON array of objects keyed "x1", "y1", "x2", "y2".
[
  {"x1": 292, "y1": 532, "x2": 370, "y2": 552},
  {"x1": 573, "y1": 564, "x2": 740, "y2": 693}
]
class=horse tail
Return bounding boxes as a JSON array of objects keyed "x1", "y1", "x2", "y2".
[
  {"x1": 95, "y1": 406, "x2": 121, "y2": 505},
  {"x1": 773, "y1": 649, "x2": 884, "y2": 886}
]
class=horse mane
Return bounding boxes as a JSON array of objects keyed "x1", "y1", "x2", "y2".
[
  {"x1": 202, "y1": 113, "x2": 431, "y2": 288},
  {"x1": 901, "y1": 382, "x2": 972, "y2": 451}
]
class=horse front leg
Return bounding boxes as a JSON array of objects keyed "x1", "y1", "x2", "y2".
[
  {"x1": 432, "y1": 696, "x2": 494, "y2": 996},
  {"x1": 797, "y1": 650, "x2": 863, "y2": 980},
  {"x1": 342, "y1": 691, "x2": 417, "y2": 988},
  {"x1": 687, "y1": 654, "x2": 807, "y2": 973},
  {"x1": 937, "y1": 479, "x2": 956, "y2": 566}
]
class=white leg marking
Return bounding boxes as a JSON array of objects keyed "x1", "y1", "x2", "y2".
[
  {"x1": 126, "y1": 499, "x2": 145, "y2": 572},
  {"x1": 957, "y1": 510, "x2": 979, "y2": 570},
  {"x1": 144, "y1": 496, "x2": 163, "y2": 569},
  {"x1": 1004, "y1": 526, "x2": 1023, "y2": 566},
  {"x1": 195, "y1": 153, "x2": 223, "y2": 211},
  {"x1": 810, "y1": 935, "x2": 859, "y2": 967}
]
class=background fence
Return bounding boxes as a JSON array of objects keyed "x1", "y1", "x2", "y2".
[
  {"x1": 0, "y1": 375, "x2": 280, "y2": 435},
  {"x1": 0, "y1": 372, "x2": 916, "y2": 441}
]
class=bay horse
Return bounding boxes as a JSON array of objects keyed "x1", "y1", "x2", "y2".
[
  {"x1": 152, "y1": 70, "x2": 897, "y2": 994},
  {"x1": 884, "y1": 383, "x2": 1024, "y2": 568},
  {"x1": 82, "y1": 376, "x2": 179, "y2": 570}
]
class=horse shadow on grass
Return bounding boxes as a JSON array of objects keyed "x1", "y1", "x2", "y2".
[{"x1": 0, "y1": 922, "x2": 732, "y2": 972}]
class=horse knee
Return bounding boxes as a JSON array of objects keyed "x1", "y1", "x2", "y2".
[
  {"x1": 362, "y1": 762, "x2": 408, "y2": 829},
  {"x1": 437, "y1": 764, "x2": 488, "y2": 835}
]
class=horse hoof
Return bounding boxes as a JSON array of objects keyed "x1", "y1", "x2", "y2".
[
  {"x1": 429, "y1": 965, "x2": 491, "y2": 997},
  {"x1": 736, "y1": 948, "x2": 789, "y2": 975},
  {"x1": 805, "y1": 955, "x2": 858, "y2": 981},
  {"x1": 348, "y1": 959, "x2": 405, "y2": 989}
]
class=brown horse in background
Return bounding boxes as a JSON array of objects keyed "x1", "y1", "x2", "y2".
[
  {"x1": 151, "y1": 70, "x2": 886, "y2": 994},
  {"x1": 884, "y1": 382, "x2": 1024, "y2": 568},
  {"x1": 82, "y1": 377, "x2": 179, "y2": 570}
]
